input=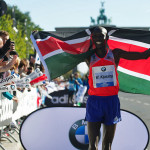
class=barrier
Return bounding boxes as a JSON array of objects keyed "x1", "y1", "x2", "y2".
[
  {"x1": 0, "y1": 87, "x2": 38, "y2": 128},
  {"x1": 20, "y1": 107, "x2": 149, "y2": 150},
  {"x1": 0, "y1": 95, "x2": 13, "y2": 128},
  {"x1": 0, "y1": 70, "x2": 45, "y2": 131},
  {"x1": 12, "y1": 88, "x2": 37, "y2": 121}
]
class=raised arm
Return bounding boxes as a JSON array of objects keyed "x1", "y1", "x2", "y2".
[
  {"x1": 0, "y1": 55, "x2": 17, "y2": 72},
  {"x1": 113, "y1": 48, "x2": 150, "y2": 60}
]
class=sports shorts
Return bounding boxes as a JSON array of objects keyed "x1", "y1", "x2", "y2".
[{"x1": 85, "y1": 95, "x2": 121, "y2": 125}]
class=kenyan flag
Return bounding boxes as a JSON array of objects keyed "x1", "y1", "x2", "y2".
[
  {"x1": 30, "y1": 29, "x2": 94, "y2": 80},
  {"x1": 31, "y1": 27, "x2": 150, "y2": 95},
  {"x1": 107, "y1": 27, "x2": 150, "y2": 95}
]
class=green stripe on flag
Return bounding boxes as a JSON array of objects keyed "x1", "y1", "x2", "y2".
[
  {"x1": 45, "y1": 50, "x2": 94, "y2": 80},
  {"x1": 118, "y1": 71, "x2": 150, "y2": 95}
]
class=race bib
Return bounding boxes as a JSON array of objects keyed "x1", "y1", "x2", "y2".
[{"x1": 92, "y1": 65, "x2": 117, "y2": 88}]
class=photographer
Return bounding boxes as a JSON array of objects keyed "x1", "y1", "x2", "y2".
[
  {"x1": 0, "y1": 31, "x2": 18, "y2": 73},
  {"x1": 0, "y1": 30, "x2": 18, "y2": 103}
]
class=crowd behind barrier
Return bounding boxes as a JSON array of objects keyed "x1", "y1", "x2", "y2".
[{"x1": 0, "y1": 30, "x2": 90, "y2": 149}]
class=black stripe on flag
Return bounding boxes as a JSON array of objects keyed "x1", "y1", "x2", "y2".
[
  {"x1": 32, "y1": 30, "x2": 90, "y2": 41},
  {"x1": 105, "y1": 27, "x2": 150, "y2": 44}
]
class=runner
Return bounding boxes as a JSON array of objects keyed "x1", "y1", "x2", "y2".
[{"x1": 86, "y1": 26, "x2": 150, "y2": 150}]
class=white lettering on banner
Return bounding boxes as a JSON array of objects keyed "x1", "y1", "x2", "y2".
[
  {"x1": 30, "y1": 72, "x2": 43, "y2": 80},
  {"x1": 33, "y1": 81, "x2": 43, "y2": 86},
  {"x1": 15, "y1": 77, "x2": 30, "y2": 84},
  {"x1": 26, "y1": 68, "x2": 42, "y2": 80},
  {"x1": 0, "y1": 84, "x2": 16, "y2": 92},
  {"x1": 51, "y1": 95, "x2": 68, "y2": 104},
  {"x1": 82, "y1": 120, "x2": 87, "y2": 125},
  {"x1": 92, "y1": 65, "x2": 117, "y2": 88},
  {"x1": 72, "y1": 124, "x2": 78, "y2": 130},
  {"x1": 26, "y1": 68, "x2": 40, "y2": 79},
  {"x1": 0, "y1": 86, "x2": 8, "y2": 91},
  {"x1": 16, "y1": 83, "x2": 31, "y2": 88},
  {"x1": 0, "y1": 74, "x2": 18, "y2": 86}
]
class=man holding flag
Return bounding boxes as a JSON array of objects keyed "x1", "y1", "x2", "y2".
[
  {"x1": 86, "y1": 26, "x2": 150, "y2": 150},
  {"x1": 31, "y1": 26, "x2": 150, "y2": 150}
]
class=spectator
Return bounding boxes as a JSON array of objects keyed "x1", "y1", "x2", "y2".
[
  {"x1": 85, "y1": 26, "x2": 150, "y2": 150},
  {"x1": 74, "y1": 72, "x2": 83, "y2": 92},
  {"x1": 29, "y1": 55, "x2": 35, "y2": 68},
  {"x1": 0, "y1": 30, "x2": 18, "y2": 103},
  {"x1": 11, "y1": 57, "x2": 20, "y2": 76},
  {"x1": 18, "y1": 58, "x2": 29, "y2": 78},
  {"x1": 68, "y1": 74, "x2": 76, "y2": 104},
  {"x1": 83, "y1": 74, "x2": 89, "y2": 92},
  {"x1": 0, "y1": 31, "x2": 18, "y2": 73}
]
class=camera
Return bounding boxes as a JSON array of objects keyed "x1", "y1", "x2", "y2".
[
  {"x1": 9, "y1": 50, "x2": 18, "y2": 56},
  {"x1": 0, "y1": 39, "x2": 11, "y2": 59}
]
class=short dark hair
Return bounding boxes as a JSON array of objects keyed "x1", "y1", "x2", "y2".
[
  {"x1": 0, "y1": 30, "x2": 9, "y2": 37},
  {"x1": 93, "y1": 26, "x2": 107, "y2": 34}
]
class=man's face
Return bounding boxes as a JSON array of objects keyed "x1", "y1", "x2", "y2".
[
  {"x1": 74, "y1": 73, "x2": 78, "y2": 79},
  {"x1": 0, "y1": 37, "x2": 3, "y2": 48},
  {"x1": 2, "y1": 35, "x2": 9, "y2": 45},
  {"x1": 92, "y1": 29, "x2": 106, "y2": 49}
]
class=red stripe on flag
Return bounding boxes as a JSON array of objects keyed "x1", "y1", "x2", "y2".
[
  {"x1": 36, "y1": 37, "x2": 90, "y2": 56},
  {"x1": 71, "y1": 39, "x2": 90, "y2": 53},
  {"x1": 119, "y1": 58, "x2": 150, "y2": 76},
  {"x1": 108, "y1": 39, "x2": 150, "y2": 76},
  {"x1": 108, "y1": 39, "x2": 148, "y2": 52}
]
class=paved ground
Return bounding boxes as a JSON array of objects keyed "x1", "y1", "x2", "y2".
[
  {"x1": 0, "y1": 130, "x2": 24, "y2": 150},
  {"x1": 0, "y1": 91, "x2": 150, "y2": 150},
  {"x1": 119, "y1": 91, "x2": 150, "y2": 150}
]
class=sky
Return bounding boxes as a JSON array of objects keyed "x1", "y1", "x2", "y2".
[
  {"x1": 4, "y1": 0, "x2": 150, "y2": 31},
  {"x1": 3, "y1": 0, "x2": 150, "y2": 74}
]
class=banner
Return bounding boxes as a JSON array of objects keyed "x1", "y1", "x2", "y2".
[
  {"x1": 44, "y1": 89, "x2": 88, "y2": 106},
  {"x1": 20, "y1": 107, "x2": 149, "y2": 150}
]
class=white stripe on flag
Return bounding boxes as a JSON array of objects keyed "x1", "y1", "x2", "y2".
[
  {"x1": 85, "y1": 29, "x2": 91, "y2": 35},
  {"x1": 30, "y1": 34, "x2": 50, "y2": 81},
  {"x1": 36, "y1": 36, "x2": 51, "y2": 41},
  {"x1": 109, "y1": 36, "x2": 150, "y2": 48},
  {"x1": 65, "y1": 36, "x2": 90, "y2": 45},
  {"x1": 36, "y1": 35, "x2": 90, "y2": 45},
  {"x1": 43, "y1": 49, "x2": 64, "y2": 60},
  {"x1": 108, "y1": 30, "x2": 117, "y2": 36},
  {"x1": 118, "y1": 66, "x2": 150, "y2": 81}
]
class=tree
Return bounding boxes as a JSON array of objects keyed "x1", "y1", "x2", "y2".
[
  {"x1": 0, "y1": 14, "x2": 31, "y2": 58},
  {"x1": 0, "y1": 5, "x2": 43, "y2": 58},
  {"x1": 6, "y1": 5, "x2": 42, "y2": 38}
]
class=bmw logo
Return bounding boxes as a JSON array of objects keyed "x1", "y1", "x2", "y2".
[
  {"x1": 69, "y1": 119, "x2": 89, "y2": 149},
  {"x1": 101, "y1": 67, "x2": 106, "y2": 72},
  {"x1": 69, "y1": 119, "x2": 101, "y2": 149}
]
